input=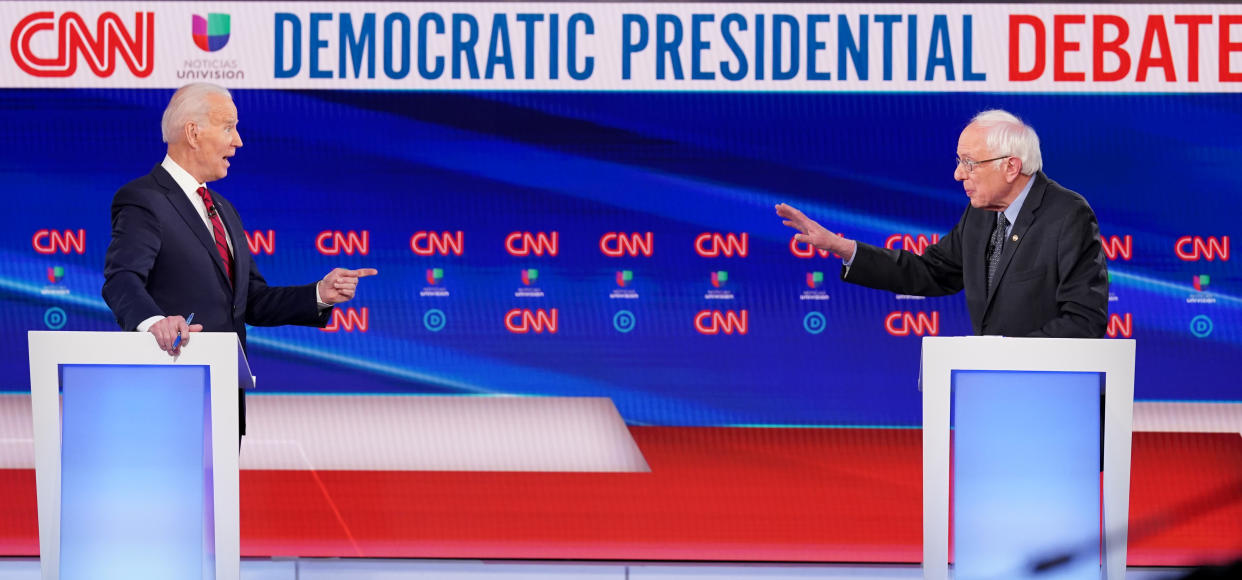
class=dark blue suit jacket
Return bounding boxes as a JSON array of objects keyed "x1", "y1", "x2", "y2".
[
  {"x1": 844, "y1": 172, "x2": 1109, "y2": 338},
  {"x1": 102, "y1": 165, "x2": 331, "y2": 432}
]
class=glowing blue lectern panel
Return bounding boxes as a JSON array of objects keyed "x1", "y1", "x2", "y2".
[
  {"x1": 952, "y1": 370, "x2": 1101, "y2": 580},
  {"x1": 59, "y1": 365, "x2": 210, "y2": 580}
]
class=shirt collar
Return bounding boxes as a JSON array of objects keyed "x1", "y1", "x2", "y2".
[
  {"x1": 161, "y1": 154, "x2": 206, "y2": 197},
  {"x1": 1002, "y1": 175, "x2": 1035, "y2": 228}
]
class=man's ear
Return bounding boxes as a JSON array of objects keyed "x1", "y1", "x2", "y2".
[
  {"x1": 1005, "y1": 156, "x2": 1024, "y2": 183},
  {"x1": 183, "y1": 121, "x2": 199, "y2": 149}
]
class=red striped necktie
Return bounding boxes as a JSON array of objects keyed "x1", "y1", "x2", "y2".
[{"x1": 196, "y1": 186, "x2": 234, "y2": 285}]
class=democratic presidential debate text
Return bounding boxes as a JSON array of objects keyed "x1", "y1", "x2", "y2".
[{"x1": 7, "y1": 4, "x2": 1238, "y2": 90}]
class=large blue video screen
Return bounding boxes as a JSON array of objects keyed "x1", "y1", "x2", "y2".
[{"x1": 3, "y1": 88, "x2": 1239, "y2": 426}]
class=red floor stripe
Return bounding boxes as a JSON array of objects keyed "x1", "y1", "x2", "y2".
[
  {"x1": 2, "y1": 427, "x2": 1239, "y2": 564},
  {"x1": 305, "y1": 465, "x2": 365, "y2": 557}
]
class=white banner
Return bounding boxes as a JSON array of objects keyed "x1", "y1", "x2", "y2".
[{"x1": 2, "y1": 2, "x2": 1240, "y2": 91}]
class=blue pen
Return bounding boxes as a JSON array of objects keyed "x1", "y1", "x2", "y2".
[{"x1": 172, "y1": 312, "x2": 195, "y2": 349}]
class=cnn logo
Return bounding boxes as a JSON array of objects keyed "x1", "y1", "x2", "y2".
[
  {"x1": 11, "y1": 11, "x2": 154, "y2": 78},
  {"x1": 885, "y1": 234, "x2": 940, "y2": 255},
  {"x1": 506, "y1": 232, "x2": 558, "y2": 256},
  {"x1": 789, "y1": 234, "x2": 845, "y2": 259},
  {"x1": 695, "y1": 233, "x2": 748, "y2": 258},
  {"x1": 316, "y1": 231, "x2": 369, "y2": 255},
  {"x1": 1106, "y1": 313, "x2": 1133, "y2": 338},
  {"x1": 1175, "y1": 236, "x2": 1229, "y2": 261},
  {"x1": 505, "y1": 309, "x2": 558, "y2": 333},
  {"x1": 410, "y1": 231, "x2": 464, "y2": 256},
  {"x1": 600, "y1": 232, "x2": 653, "y2": 257},
  {"x1": 33, "y1": 229, "x2": 85, "y2": 254},
  {"x1": 1099, "y1": 235, "x2": 1132, "y2": 261},
  {"x1": 246, "y1": 230, "x2": 275, "y2": 255},
  {"x1": 694, "y1": 310, "x2": 748, "y2": 335},
  {"x1": 884, "y1": 311, "x2": 939, "y2": 336},
  {"x1": 321, "y1": 308, "x2": 369, "y2": 332}
]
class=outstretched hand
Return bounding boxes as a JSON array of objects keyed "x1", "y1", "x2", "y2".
[
  {"x1": 318, "y1": 268, "x2": 378, "y2": 304},
  {"x1": 775, "y1": 203, "x2": 854, "y2": 261}
]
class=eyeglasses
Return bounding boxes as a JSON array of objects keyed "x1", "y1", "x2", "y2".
[{"x1": 955, "y1": 155, "x2": 1010, "y2": 174}]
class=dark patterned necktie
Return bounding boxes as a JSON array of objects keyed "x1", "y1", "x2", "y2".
[
  {"x1": 986, "y1": 212, "x2": 1009, "y2": 291},
  {"x1": 196, "y1": 186, "x2": 234, "y2": 285}
]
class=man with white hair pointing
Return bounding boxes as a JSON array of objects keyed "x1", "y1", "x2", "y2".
[
  {"x1": 777, "y1": 110, "x2": 1107, "y2": 338},
  {"x1": 103, "y1": 82, "x2": 377, "y2": 437}
]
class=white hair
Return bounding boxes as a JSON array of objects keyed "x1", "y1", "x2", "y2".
[
  {"x1": 969, "y1": 109, "x2": 1042, "y2": 176},
  {"x1": 161, "y1": 83, "x2": 232, "y2": 144}
]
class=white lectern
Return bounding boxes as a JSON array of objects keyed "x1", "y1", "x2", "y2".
[
  {"x1": 921, "y1": 336, "x2": 1135, "y2": 580},
  {"x1": 27, "y1": 331, "x2": 252, "y2": 580}
]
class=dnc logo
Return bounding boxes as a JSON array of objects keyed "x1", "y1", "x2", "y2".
[{"x1": 192, "y1": 13, "x2": 230, "y2": 52}]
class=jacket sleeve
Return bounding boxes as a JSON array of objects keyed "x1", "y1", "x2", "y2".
[
  {"x1": 101, "y1": 187, "x2": 165, "y2": 330},
  {"x1": 1026, "y1": 200, "x2": 1109, "y2": 338},
  {"x1": 843, "y1": 207, "x2": 968, "y2": 297},
  {"x1": 243, "y1": 259, "x2": 332, "y2": 328},
  {"x1": 227, "y1": 204, "x2": 332, "y2": 329}
]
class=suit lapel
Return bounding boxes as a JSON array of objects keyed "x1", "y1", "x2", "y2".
[
  {"x1": 985, "y1": 172, "x2": 1048, "y2": 308},
  {"x1": 151, "y1": 166, "x2": 234, "y2": 292}
]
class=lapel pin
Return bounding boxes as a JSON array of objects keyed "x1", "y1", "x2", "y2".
[{"x1": 1011, "y1": 234, "x2": 1019, "y2": 242}]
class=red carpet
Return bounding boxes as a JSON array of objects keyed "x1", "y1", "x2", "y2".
[{"x1": 2, "y1": 427, "x2": 1239, "y2": 564}]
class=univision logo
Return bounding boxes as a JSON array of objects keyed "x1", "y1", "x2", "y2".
[
  {"x1": 41, "y1": 266, "x2": 69, "y2": 296},
  {"x1": 1193, "y1": 274, "x2": 1209, "y2": 292},
  {"x1": 192, "y1": 13, "x2": 230, "y2": 52},
  {"x1": 806, "y1": 271, "x2": 823, "y2": 289}
]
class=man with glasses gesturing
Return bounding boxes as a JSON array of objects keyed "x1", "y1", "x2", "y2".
[{"x1": 776, "y1": 110, "x2": 1108, "y2": 338}]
